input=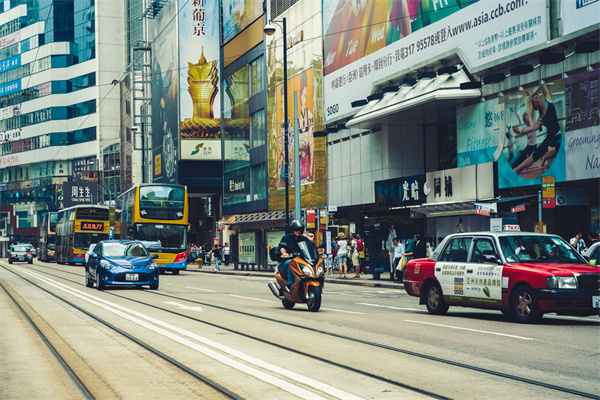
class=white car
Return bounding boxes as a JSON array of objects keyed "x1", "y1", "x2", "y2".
[
  {"x1": 583, "y1": 241, "x2": 600, "y2": 266},
  {"x1": 85, "y1": 243, "x2": 97, "y2": 264}
]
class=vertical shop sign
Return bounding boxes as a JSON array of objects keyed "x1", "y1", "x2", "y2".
[
  {"x1": 306, "y1": 208, "x2": 316, "y2": 229},
  {"x1": 542, "y1": 176, "x2": 555, "y2": 208}
]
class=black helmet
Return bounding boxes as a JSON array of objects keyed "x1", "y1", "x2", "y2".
[{"x1": 290, "y1": 219, "x2": 304, "y2": 233}]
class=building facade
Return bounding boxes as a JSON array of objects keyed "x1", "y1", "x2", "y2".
[{"x1": 0, "y1": 0, "x2": 125, "y2": 251}]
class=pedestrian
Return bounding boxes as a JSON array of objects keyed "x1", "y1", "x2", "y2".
[
  {"x1": 212, "y1": 244, "x2": 222, "y2": 271},
  {"x1": 356, "y1": 233, "x2": 366, "y2": 274},
  {"x1": 195, "y1": 243, "x2": 203, "y2": 267},
  {"x1": 350, "y1": 234, "x2": 360, "y2": 278},
  {"x1": 413, "y1": 234, "x2": 427, "y2": 259},
  {"x1": 204, "y1": 243, "x2": 211, "y2": 266},
  {"x1": 425, "y1": 236, "x2": 434, "y2": 258},
  {"x1": 223, "y1": 242, "x2": 231, "y2": 266},
  {"x1": 570, "y1": 230, "x2": 587, "y2": 254},
  {"x1": 336, "y1": 232, "x2": 348, "y2": 279},
  {"x1": 436, "y1": 236, "x2": 444, "y2": 249},
  {"x1": 392, "y1": 237, "x2": 405, "y2": 282},
  {"x1": 189, "y1": 243, "x2": 197, "y2": 264}
]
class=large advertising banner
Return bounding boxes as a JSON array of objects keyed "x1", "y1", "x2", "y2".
[
  {"x1": 275, "y1": 68, "x2": 316, "y2": 189},
  {"x1": 221, "y1": 0, "x2": 263, "y2": 43},
  {"x1": 179, "y1": 0, "x2": 221, "y2": 161},
  {"x1": 456, "y1": 98, "x2": 504, "y2": 167},
  {"x1": 497, "y1": 81, "x2": 566, "y2": 188},
  {"x1": 564, "y1": 70, "x2": 600, "y2": 181},
  {"x1": 322, "y1": 0, "x2": 547, "y2": 122},
  {"x1": 151, "y1": 1, "x2": 179, "y2": 184},
  {"x1": 561, "y1": 0, "x2": 600, "y2": 36}
]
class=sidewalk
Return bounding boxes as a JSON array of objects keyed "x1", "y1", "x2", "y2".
[{"x1": 184, "y1": 262, "x2": 404, "y2": 290}]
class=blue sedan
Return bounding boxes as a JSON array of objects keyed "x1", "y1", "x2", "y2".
[{"x1": 85, "y1": 240, "x2": 160, "y2": 290}]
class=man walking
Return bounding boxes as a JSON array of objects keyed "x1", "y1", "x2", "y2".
[{"x1": 223, "y1": 242, "x2": 231, "y2": 266}]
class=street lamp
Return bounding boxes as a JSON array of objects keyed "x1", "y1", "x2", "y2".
[{"x1": 264, "y1": 18, "x2": 291, "y2": 233}]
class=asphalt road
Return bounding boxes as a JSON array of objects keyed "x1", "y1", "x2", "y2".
[{"x1": 1, "y1": 259, "x2": 599, "y2": 400}]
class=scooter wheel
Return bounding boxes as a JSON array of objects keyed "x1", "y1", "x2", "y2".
[
  {"x1": 282, "y1": 298, "x2": 295, "y2": 309},
  {"x1": 307, "y1": 286, "x2": 322, "y2": 312}
]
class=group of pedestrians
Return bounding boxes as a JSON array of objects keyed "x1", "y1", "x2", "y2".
[
  {"x1": 570, "y1": 230, "x2": 599, "y2": 255},
  {"x1": 391, "y1": 234, "x2": 440, "y2": 282},
  {"x1": 187, "y1": 242, "x2": 231, "y2": 271},
  {"x1": 332, "y1": 232, "x2": 365, "y2": 279}
]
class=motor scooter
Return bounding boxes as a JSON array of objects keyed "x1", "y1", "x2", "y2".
[{"x1": 268, "y1": 241, "x2": 325, "y2": 312}]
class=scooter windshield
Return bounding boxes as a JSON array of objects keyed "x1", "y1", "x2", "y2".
[{"x1": 298, "y1": 241, "x2": 318, "y2": 264}]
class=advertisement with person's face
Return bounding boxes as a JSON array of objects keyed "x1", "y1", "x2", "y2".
[
  {"x1": 275, "y1": 68, "x2": 316, "y2": 189},
  {"x1": 221, "y1": 0, "x2": 263, "y2": 43},
  {"x1": 498, "y1": 81, "x2": 566, "y2": 188}
]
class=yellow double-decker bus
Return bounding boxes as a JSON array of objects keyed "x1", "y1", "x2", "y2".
[
  {"x1": 118, "y1": 184, "x2": 189, "y2": 274},
  {"x1": 55, "y1": 205, "x2": 111, "y2": 265}
]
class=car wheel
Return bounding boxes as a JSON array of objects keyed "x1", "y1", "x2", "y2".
[
  {"x1": 28, "y1": 260, "x2": 32, "y2": 264},
  {"x1": 511, "y1": 284, "x2": 541, "y2": 323},
  {"x1": 85, "y1": 269, "x2": 94, "y2": 288},
  {"x1": 172, "y1": 270, "x2": 180, "y2": 275},
  {"x1": 282, "y1": 298, "x2": 295, "y2": 309},
  {"x1": 8, "y1": 259, "x2": 12, "y2": 264},
  {"x1": 96, "y1": 270, "x2": 105, "y2": 290},
  {"x1": 149, "y1": 283, "x2": 159, "y2": 290},
  {"x1": 425, "y1": 282, "x2": 449, "y2": 315}
]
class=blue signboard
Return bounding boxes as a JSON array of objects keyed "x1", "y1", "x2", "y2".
[{"x1": 0, "y1": 55, "x2": 20, "y2": 74}]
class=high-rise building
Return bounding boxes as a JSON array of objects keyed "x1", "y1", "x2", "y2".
[{"x1": 0, "y1": 0, "x2": 125, "y2": 246}]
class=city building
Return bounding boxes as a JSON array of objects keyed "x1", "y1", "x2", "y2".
[{"x1": 0, "y1": 0, "x2": 125, "y2": 253}]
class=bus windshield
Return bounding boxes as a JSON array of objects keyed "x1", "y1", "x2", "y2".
[
  {"x1": 49, "y1": 213, "x2": 57, "y2": 233},
  {"x1": 139, "y1": 186, "x2": 185, "y2": 220},
  {"x1": 135, "y1": 224, "x2": 186, "y2": 251}
]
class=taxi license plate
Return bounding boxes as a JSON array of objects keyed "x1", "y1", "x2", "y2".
[
  {"x1": 593, "y1": 296, "x2": 600, "y2": 309},
  {"x1": 126, "y1": 274, "x2": 139, "y2": 282}
]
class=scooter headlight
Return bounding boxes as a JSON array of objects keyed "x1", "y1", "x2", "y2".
[
  {"x1": 317, "y1": 266, "x2": 324, "y2": 277},
  {"x1": 302, "y1": 266, "x2": 315, "y2": 277}
]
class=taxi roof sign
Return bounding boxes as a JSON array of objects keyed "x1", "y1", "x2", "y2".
[{"x1": 503, "y1": 224, "x2": 521, "y2": 231}]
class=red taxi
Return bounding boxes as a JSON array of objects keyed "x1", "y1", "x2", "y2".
[{"x1": 404, "y1": 232, "x2": 600, "y2": 323}]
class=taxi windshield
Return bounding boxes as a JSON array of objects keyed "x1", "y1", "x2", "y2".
[{"x1": 499, "y1": 235, "x2": 586, "y2": 264}]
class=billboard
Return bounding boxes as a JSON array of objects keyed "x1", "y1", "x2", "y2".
[
  {"x1": 564, "y1": 70, "x2": 600, "y2": 181},
  {"x1": 151, "y1": 0, "x2": 179, "y2": 184},
  {"x1": 275, "y1": 68, "x2": 316, "y2": 189},
  {"x1": 561, "y1": 0, "x2": 600, "y2": 36},
  {"x1": 179, "y1": 0, "x2": 221, "y2": 161},
  {"x1": 63, "y1": 181, "x2": 98, "y2": 207},
  {"x1": 322, "y1": 0, "x2": 547, "y2": 121},
  {"x1": 221, "y1": 0, "x2": 263, "y2": 43}
]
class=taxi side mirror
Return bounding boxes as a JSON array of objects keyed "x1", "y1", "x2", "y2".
[
  {"x1": 89, "y1": 253, "x2": 98, "y2": 259},
  {"x1": 152, "y1": 254, "x2": 158, "y2": 259}
]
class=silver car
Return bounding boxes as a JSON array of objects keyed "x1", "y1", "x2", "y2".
[{"x1": 8, "y1": 245, "x2": 33, "y2": 264}]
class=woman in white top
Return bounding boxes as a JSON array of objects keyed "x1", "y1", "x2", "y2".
[{"x1": 336, "y1": 232, "x2": 348, "y2": 279}]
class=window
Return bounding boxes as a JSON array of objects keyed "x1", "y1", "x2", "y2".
[
  {"x1": 250, "y1": 109, "x2": 266, "y2": 148},
  {"x1": 251, "y1": 163, "x2": 266, "y2": 200},
  {"x1": 439, "y1": 237, "x2": 472, "y2": 262},
  {"x1": 471, "y1": 238, "x2": 498, "y2": 263},
  {"x1": 250, "y1": 56, "x2": 265, "y2": 96}
]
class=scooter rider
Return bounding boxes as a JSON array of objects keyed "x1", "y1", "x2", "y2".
[{"x1": 278, "y1": 219, "x2": 310, "y2": 289}]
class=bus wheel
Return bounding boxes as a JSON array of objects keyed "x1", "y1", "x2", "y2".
[{"x1": 172, "y1": 270, "x2": 180, "y2": 275}]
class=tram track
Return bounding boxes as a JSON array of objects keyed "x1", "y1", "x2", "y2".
[
  {"x1": 0, "y1": 264, "x2": 244, "y2": 400},
  {"x1": 6, "y1": 261, "x2": 600, "y2": 400}
]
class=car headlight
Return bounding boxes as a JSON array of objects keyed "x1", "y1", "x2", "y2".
[
  {"x1": 100, "y1": 260, "x2": 116, "y2": 270},
  {"x1": 148, "y1": 261, "x2": 158, "y2": 270},
  {"x1": 302, "y1": 266, "x2": 315, "y2": 277},
  {"x1": 316, "y1": 266, "x2": 324, "y2": 277},
  {"x1": 547, "y1": 276, "x2": 577, "y2": 289}
]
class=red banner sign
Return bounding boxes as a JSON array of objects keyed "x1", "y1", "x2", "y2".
[
  {"x1": 81, "y1": 222, "x2": 105, "y2": 231},
  {"x1": 511, "y1": 204, "x2": 526, "y2": 213}
]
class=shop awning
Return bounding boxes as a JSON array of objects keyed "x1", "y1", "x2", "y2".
[
  {"x1": 346, "y1": 69, "x2": 480, "y2": 129},
  {"x1": 228, "y1": 210, "x2": 293, "y2": 230},
  {"x1": 410, "y1": 198, "x2": 496, "y2": 217}
]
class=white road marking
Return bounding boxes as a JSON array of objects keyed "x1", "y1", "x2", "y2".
[
  {"x1": 185, "y1": 286, "x2": 216, "y2": 292},
  {"x1": 16, "y1": 267, "x2": 363, "y2": 400},
  {"x1": 357, "y1": 303, "x2": 421, "y2": 311},
  {"x1": 163, "y1": 301, "x2": 204, "y2": 312},
  {"x1": 321, "y1": 308, "x2": 364, "y2": 314},
  {"x1": 405, "y1": 320, "x2": 534, "y2": 340},
  {"x1": 229, "y1": 294, "x2": 273, "y2": 303}
]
